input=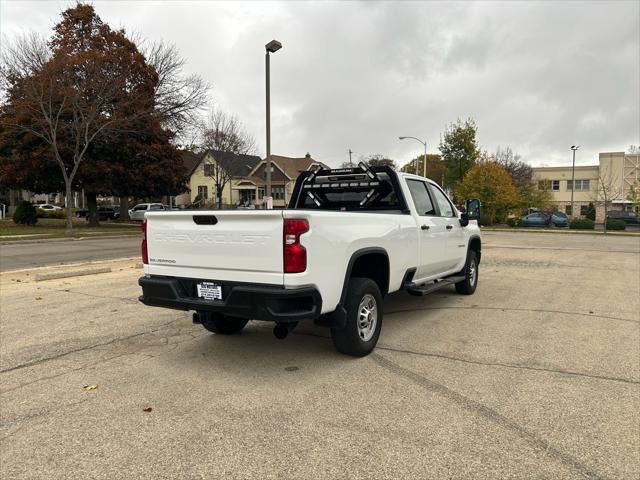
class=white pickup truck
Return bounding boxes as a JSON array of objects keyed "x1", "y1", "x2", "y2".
[{"x1": 139, "y1": 164, "x2": 481, "y2": 356}]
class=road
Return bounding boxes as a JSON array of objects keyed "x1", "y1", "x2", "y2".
[
  {"x1": 2, "y1": 229, "x2": 638, "y2": 272},
  {"x1": 0, "y1": 236, "x2": 140, "y2": 271},
  {"x1": 1, "y1": 233, "x2": 639, "y2": 479}
]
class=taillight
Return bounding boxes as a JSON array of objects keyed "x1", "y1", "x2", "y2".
[
  {"x1": 283, "y1": 218, "x2": 308, "y2": 273},
  {"x1": 141, "y1": 220, "x2": 148, "y2": 264}
]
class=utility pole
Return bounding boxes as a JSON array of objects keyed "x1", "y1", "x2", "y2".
[{"x1": 349, "y1": 149, "x2": 354, "y2": 167}]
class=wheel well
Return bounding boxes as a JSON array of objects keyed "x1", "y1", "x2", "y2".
[
  {"x1": 469, "y1": 237, "x2": 481, "y2": 263},
  {"x1": 349, "y1": 252, "x2": 389, "y2": 296}
]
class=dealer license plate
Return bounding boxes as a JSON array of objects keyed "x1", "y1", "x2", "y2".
[{"x1": 196, "y1": 282, "x2": 222, "y2": 301}]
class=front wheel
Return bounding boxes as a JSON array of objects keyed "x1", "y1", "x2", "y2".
[
  {"x1": 331, "y1": 278, "x2": 383, "y2": 357},
  {"x1": 200, "y1": 313, "x2": 248, "y2": 335},
  {"x1": 455, "y1": 251, "x2": 478, "y2": 295}
]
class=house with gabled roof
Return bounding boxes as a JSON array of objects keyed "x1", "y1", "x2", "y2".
[
  {"x1": 234, "y1": 153, "x2": 328, "y2": 207},
  {"x1": 188, "y1": 150, "x2": 262, "y2": 207}
]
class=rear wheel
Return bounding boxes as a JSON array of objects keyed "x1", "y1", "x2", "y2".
[
  {"x1": 200, "y1": 313, "x2": 248, "y2": 335},
  {"x1": 331, "y1": 278, "x2": 383, "y2": 357},
  {"x1": 455, "y1": 251, "x2": 478, "y2": 295}
]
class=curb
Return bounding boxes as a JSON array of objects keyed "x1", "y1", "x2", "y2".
[
  {"x1": 35, "y1": 266, "x2": 112, "y2": 282},
  {"x1": 0, "y1": 233, "x2": 140, "y2": 245},
  {"x1": 1, "y1": 256, "x2": 140, "y2": 275}
]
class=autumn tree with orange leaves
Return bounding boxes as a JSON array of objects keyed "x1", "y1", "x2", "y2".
[{"x1": 0, "y1": 4, "x2": 207, "y2": 228}]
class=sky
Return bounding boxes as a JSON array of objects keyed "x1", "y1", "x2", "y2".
[{"x1": 1, "y1": 0, "x2": 638, "y2": 168}]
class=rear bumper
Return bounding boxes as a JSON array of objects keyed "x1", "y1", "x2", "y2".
[{"x1": 138, "y1": 275, "x2": 322, "y2": 322}]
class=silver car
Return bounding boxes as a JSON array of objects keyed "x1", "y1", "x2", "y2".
[{"x1": 128, "y1": 203, "x2": 165, "y2": 221}]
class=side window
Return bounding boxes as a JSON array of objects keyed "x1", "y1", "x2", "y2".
[
  {"x1": 429, "y1": 185, "x2": 455, "y2": 217},
  {"x1": 407, "y1": 180, "x2": 436, "y2": 216},
  {"x1": 150, "y1": 204, "x2": 164, "y2": 211}
]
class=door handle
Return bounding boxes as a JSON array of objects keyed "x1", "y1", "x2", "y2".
[
  {"x1": 446, "y1": 224, "x2": 453, "y2": 230},
  {"x1": 421, "y1": 225, "x2": 430, "y2": 230}
]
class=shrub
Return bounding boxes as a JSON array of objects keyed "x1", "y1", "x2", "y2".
[
  {"x1": 38, "y1": 209, "x2": 67, "y2": 219},
  {"x1": 506, "y1": 218, "x2": 521, "y2": 227},
  {"x1": 13, "y1": 201, "x2": 38, "y2": 226},
  {"x1": 479, "y1": 214, "x2": 493, "y2": 226},
  {"x1": 569, "y1": 218, "x2": 594, "y2": 230},
  {"x1": 585, "y1": 202, "x2": 596, "y2": 221},
  {"x1": 605, "y1": 218, "x2": 626, "y2": 231}
]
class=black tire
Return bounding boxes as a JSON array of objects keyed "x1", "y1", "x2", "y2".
[
  {"x1": 455, "y1": 250, "x2": 478, "y2": 295},
  {"x1": 330, "y1": 278, "x2": 383, "y2": 357},
  {"x1": 200, "y1": 313, "x2": 248, "y2": 335}
]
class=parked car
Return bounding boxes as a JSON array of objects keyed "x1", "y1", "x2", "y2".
[
  {"x1": 36, "y1": 203, "x2": 62, "y2": 211},
  {"x1": 606, "y1": 210, "x2": 639, "y2": 225},
  {"x1": 521, "y1": 212, "x2": 551, "y2": 227},
  {"x1": 139, "y1": 165, "x2": 482, "y2": 357},
  {"x1": 96, "y1": 205, "x2": 119, "y2": 220},
  {"x1": 129, "y1": 203, "x2": 165, "y2": 221},
  {"x1": 550, "y1": 211, "x2": 569, "y2": 227},
  {"x1": 76, "y1": 205, "x2": 120, "y2": 220}
]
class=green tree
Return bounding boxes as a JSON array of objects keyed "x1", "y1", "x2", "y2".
[
  {"x1": 439, "y1": 118, "x2": 480, "y2": 190},
  {"x1": 585, "y1": 202, "x2": 596, "y2": 221},
  {"x1": 455, "y1": 161, "x2": 518, "y2": 224}
]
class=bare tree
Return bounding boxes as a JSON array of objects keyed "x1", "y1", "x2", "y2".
[
  {"x1": 199, "y1": 109, "x2": 256, "y2": 208},
  {"x1": 593, "y1": 167, "x2": 623, "y2": 234},
  {"x1": 145, "y1": 41, "x2": 209, "y2": 141},
  {"x1": 493, "y1": 146, "x2": 533, "y2": 188}
]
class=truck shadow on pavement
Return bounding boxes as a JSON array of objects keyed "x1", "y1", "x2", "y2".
[{"x1": 170, "y1": 289, "x2": 458, "y2": 380}]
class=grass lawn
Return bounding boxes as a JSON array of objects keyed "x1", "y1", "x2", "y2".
[{"x1": 0, "y1": 217, "x2": 140, "y2": 240}]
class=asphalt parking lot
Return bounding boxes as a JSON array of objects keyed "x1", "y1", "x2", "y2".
[{"x1": 1, "y1": 232, "x2": 638, "y2": 479}]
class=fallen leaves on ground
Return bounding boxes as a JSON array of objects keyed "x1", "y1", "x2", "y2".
[
  {"x1": 142, "y1": 406, "x2": 153, "y2": 412},
  {"x1": 82, "y1": 384, "x2": 98, "y2": 391}
]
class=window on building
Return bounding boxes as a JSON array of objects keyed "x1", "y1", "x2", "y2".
[
  {"x1": 203, "y1": 164, "x2": 214, "y2": 176},
  {"x1": 239, "y1": 190, "x2": 254, "y2": 204},
  {"x1": 580, "y1": 205, "x2": 588, "y2": 216},
  {"x1": 567, "y1": 179, "x2": 590, "y2": 190},
  {"x1": 258, "y1": 188, "x2": 265, "y2": 199},
  {"x1": 272, "y1": 186, "x2": 284, "y2": 200},
  {"x1": 197, "y1": 185, "x2": 208, "y2": 199},
  {"x1": 565, "y1": 205, "x2": 572, "y2": 216},
  {"x1": 551, "y1": 180, "x2": 560, "y2": 191}
]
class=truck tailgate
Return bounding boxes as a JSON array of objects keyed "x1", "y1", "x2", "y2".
[{"x1": 144, "y1": 210, "x2": 284, "y2": 285}]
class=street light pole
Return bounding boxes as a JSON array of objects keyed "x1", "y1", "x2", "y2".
[
  {"x1": 570, "y1": 145, "x2": 579, "y2": 218},
  {"x1": 265, "y1": 40, "x2": 282, "y2": 207},
  {"x1": 399, "y1": 136, "x2": 427, "y2": 177}
]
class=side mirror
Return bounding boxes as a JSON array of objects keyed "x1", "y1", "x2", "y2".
[
  {"x1": 459, "y1": 212, "x2": 469, "y2": 227},
  {"x1": 466, "y1": 198, "x2": 481, "y2": 221}
]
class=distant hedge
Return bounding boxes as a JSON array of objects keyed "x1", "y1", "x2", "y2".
[
  {"x1": 37, "y1": 209, "x2": 66, "y2": 219},
  {"x1": 13, "y1": 201, "x2": 38, "y2": 226},
  {"x1": 569, "y1": 218, "x2": 595, "y2": 230},
  {"x1": 506, "y1": 218, "x2": 521, "y2": 227},
  {"x1": 605, "y1": 218, "x2": 626, "y2": 231}
]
